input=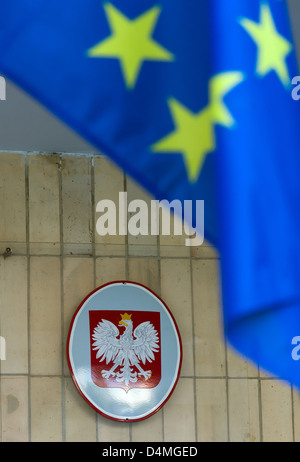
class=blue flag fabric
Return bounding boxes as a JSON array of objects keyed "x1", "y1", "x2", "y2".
[{"x1": 1, "y1": 0, "x2": 300, "y2": 387}]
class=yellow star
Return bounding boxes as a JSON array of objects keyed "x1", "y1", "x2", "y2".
[
  {"x1": 240, "y1": 3, "x2": 292, "y2": 86},
  {"x1": 152, "y1": 100, "x2": 214, "y2": 183},
  {"x1": 87, "y1": 3, "x2": 174, "y2": 89},
  {"x1": 151, "y1": 72, "x2": 244, "y2": 183}
]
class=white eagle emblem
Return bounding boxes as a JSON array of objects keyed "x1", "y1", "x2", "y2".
[{"x1": 92, "y1": 313, "x2": 160, "y2": 387}]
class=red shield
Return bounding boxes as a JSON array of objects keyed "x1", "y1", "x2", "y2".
[{"x1": 89, "y1": 310, "x2": 161, "y2": 392}]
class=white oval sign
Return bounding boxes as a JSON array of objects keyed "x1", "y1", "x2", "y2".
[{"x1": 67, "y1": 281, "x2": 182, "y2": 422}]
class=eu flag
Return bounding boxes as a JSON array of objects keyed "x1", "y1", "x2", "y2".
[{"x1": 0, "y1": 0, "x2": 300, "y2": 387}]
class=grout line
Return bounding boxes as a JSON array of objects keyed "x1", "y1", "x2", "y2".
[
  {"x1": 189, "y1": 254, "x2": 198, "y2": 442},
  {"x1": 0, "y1": 247, "x2": 218, "y2": 260},
  {"x1": 157, "y1": 232, "x2": 165, "y2": 443},
  {"x1": 291, "y1": 383, "x2": 295, "y2": 442},
  {"x1": 58, "y1": 155, "x2": 67, "y2": 442},
  {"x1": 0, "y1": 372, "x2": 272, "y2": 379},
  {"x1": 0, "y1": 150, "x2": 105, "y2": 158},
  {"x1": 124, "y1": 173, "x2": 129, "y2": 282},
  {"x1": 0, "y1": 372, "x2": 282, "y2": 379},
  {"x1": 91, "y1": 154, "x2": 99, "y2": 442},
  {"x1": 0, "y1": 253, "x2": 218, "y2": 261},
  {"x1": 123, "y1": 172, "x2": 132, "y2": 443},
  {"x1": 224, "y1": 337, "x2": 230, "y2": 442},
  {"x1": 258, "y1": 367, "x2": 264, "y2": 442},
  {"x1": 24, "y1": 153, "x2": 32, "y2": 442}
]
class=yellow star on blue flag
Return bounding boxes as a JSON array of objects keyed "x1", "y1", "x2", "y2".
[
  {"x1": 151, "y1": 72, "x2": 244, "y2": 182},
  {"x1": 240, "y1": 3, "x2": 292, "y2": 86},
  {"x1": 87, "y1": 3, "x2": 174, "y2": 88}
]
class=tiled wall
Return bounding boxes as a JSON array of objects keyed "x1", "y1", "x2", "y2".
[{"x1": 0, "y1": 152, "x2": 299, "y2": 442}]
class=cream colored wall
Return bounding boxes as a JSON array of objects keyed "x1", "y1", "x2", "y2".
[{"x1": 0, "y1": 152, "x2": 299, "y2": 442}]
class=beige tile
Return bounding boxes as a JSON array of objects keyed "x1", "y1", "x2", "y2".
[
  {"x1": 0, "y1": 256, "x2": 28, "y2": 374},
  {"x1": 160, "y1": 259, "x2": 194, "y2": 376},
  {"x1": 1, "y1": 376, "x2": 29, "y2": 442},
  {"x1": 164, "y1": 378, "x2": 196, "y2": 442},
  {"x1": 192, "y1": 260, "x2": 226, "y2": 377},
  {"x1": 95, "y1": 243, "x2": 126, "y2": 257},
  {"x1": 28, "y1": 154, "x2": 60, "y2": 245},
  {"x1": 95, "y1": 257, "x2": 126, "y2": 286},
  {"x1": 61, "y1": 155, "x2": 92, "y2": 246},
  {"x1": 0, "y1": 153, "x2": 26, "y2": 242},
  {"x1": 97, "y1": 415, "x2": 130, "y2": 442},
  {"x1": 128, "y1": 245, "x2": 158, "y2": 257},
  {"x1": 63, "y1": 257, "x2": 94, "y2": 376},
  {"x1": 228, "y1": 379, "x2": 260, "y2": 442},
  {"x1": 159, "y1": 208, "x2": 190, "y2": 257},
  {"x1": 160, "y1": 244, "x2": 190, "y2": 258},
  {"x1": 227, "y1": 345, "x2": 258, "y2": 378},
  {"x1": 259, "y1": 367, "x2": 278, "y2": 379},
  {"x1": 30, "y1": 377, "x2": 62, "y2": 442},
  {"x1": 191, "y1": 239, "x2": 219, "y2": 259},
  {"x1": 64, "y1": 377, "x2": 97, "y2": 442},
  {"x1": 30, "y1": 257, "x2": 62, "y2": 375},
  {"x1": 261, "y1": 379, "x2": 293, "y2": 442},
  {"x1": 292, "y1": 387, "x2": 300, "y2": 442},
  {"x1": 64, "y1": 243, "x2": 94, "y2": 256},
  {"x1": 94, "y1": 156, "x2": 125, "y2": 248},
  {"x1": 196, "y1": 378, "x2": 228, "y2": 442},
  {"x1": 29, "y1": 242, "x2": 61, "y2": 256},
  {"x1": 131, "y1": 409, "x2": 163, "y2": 442},
  {"x1": 128, "y1": 257, "x2": 160, "y2": 295}
]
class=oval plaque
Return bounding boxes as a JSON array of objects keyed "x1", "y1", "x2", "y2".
[{"x1": 67, "y1": 281, "x2": 182, "y2": 422}]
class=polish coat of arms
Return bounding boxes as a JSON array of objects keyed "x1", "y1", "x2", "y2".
[{"x1": 89, "y1": 311, "x2": 161, "y2": 392}]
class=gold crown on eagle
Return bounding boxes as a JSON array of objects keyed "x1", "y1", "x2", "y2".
[{"x1": 120, "y1": 313, "x2": 132, "y2": 321}]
